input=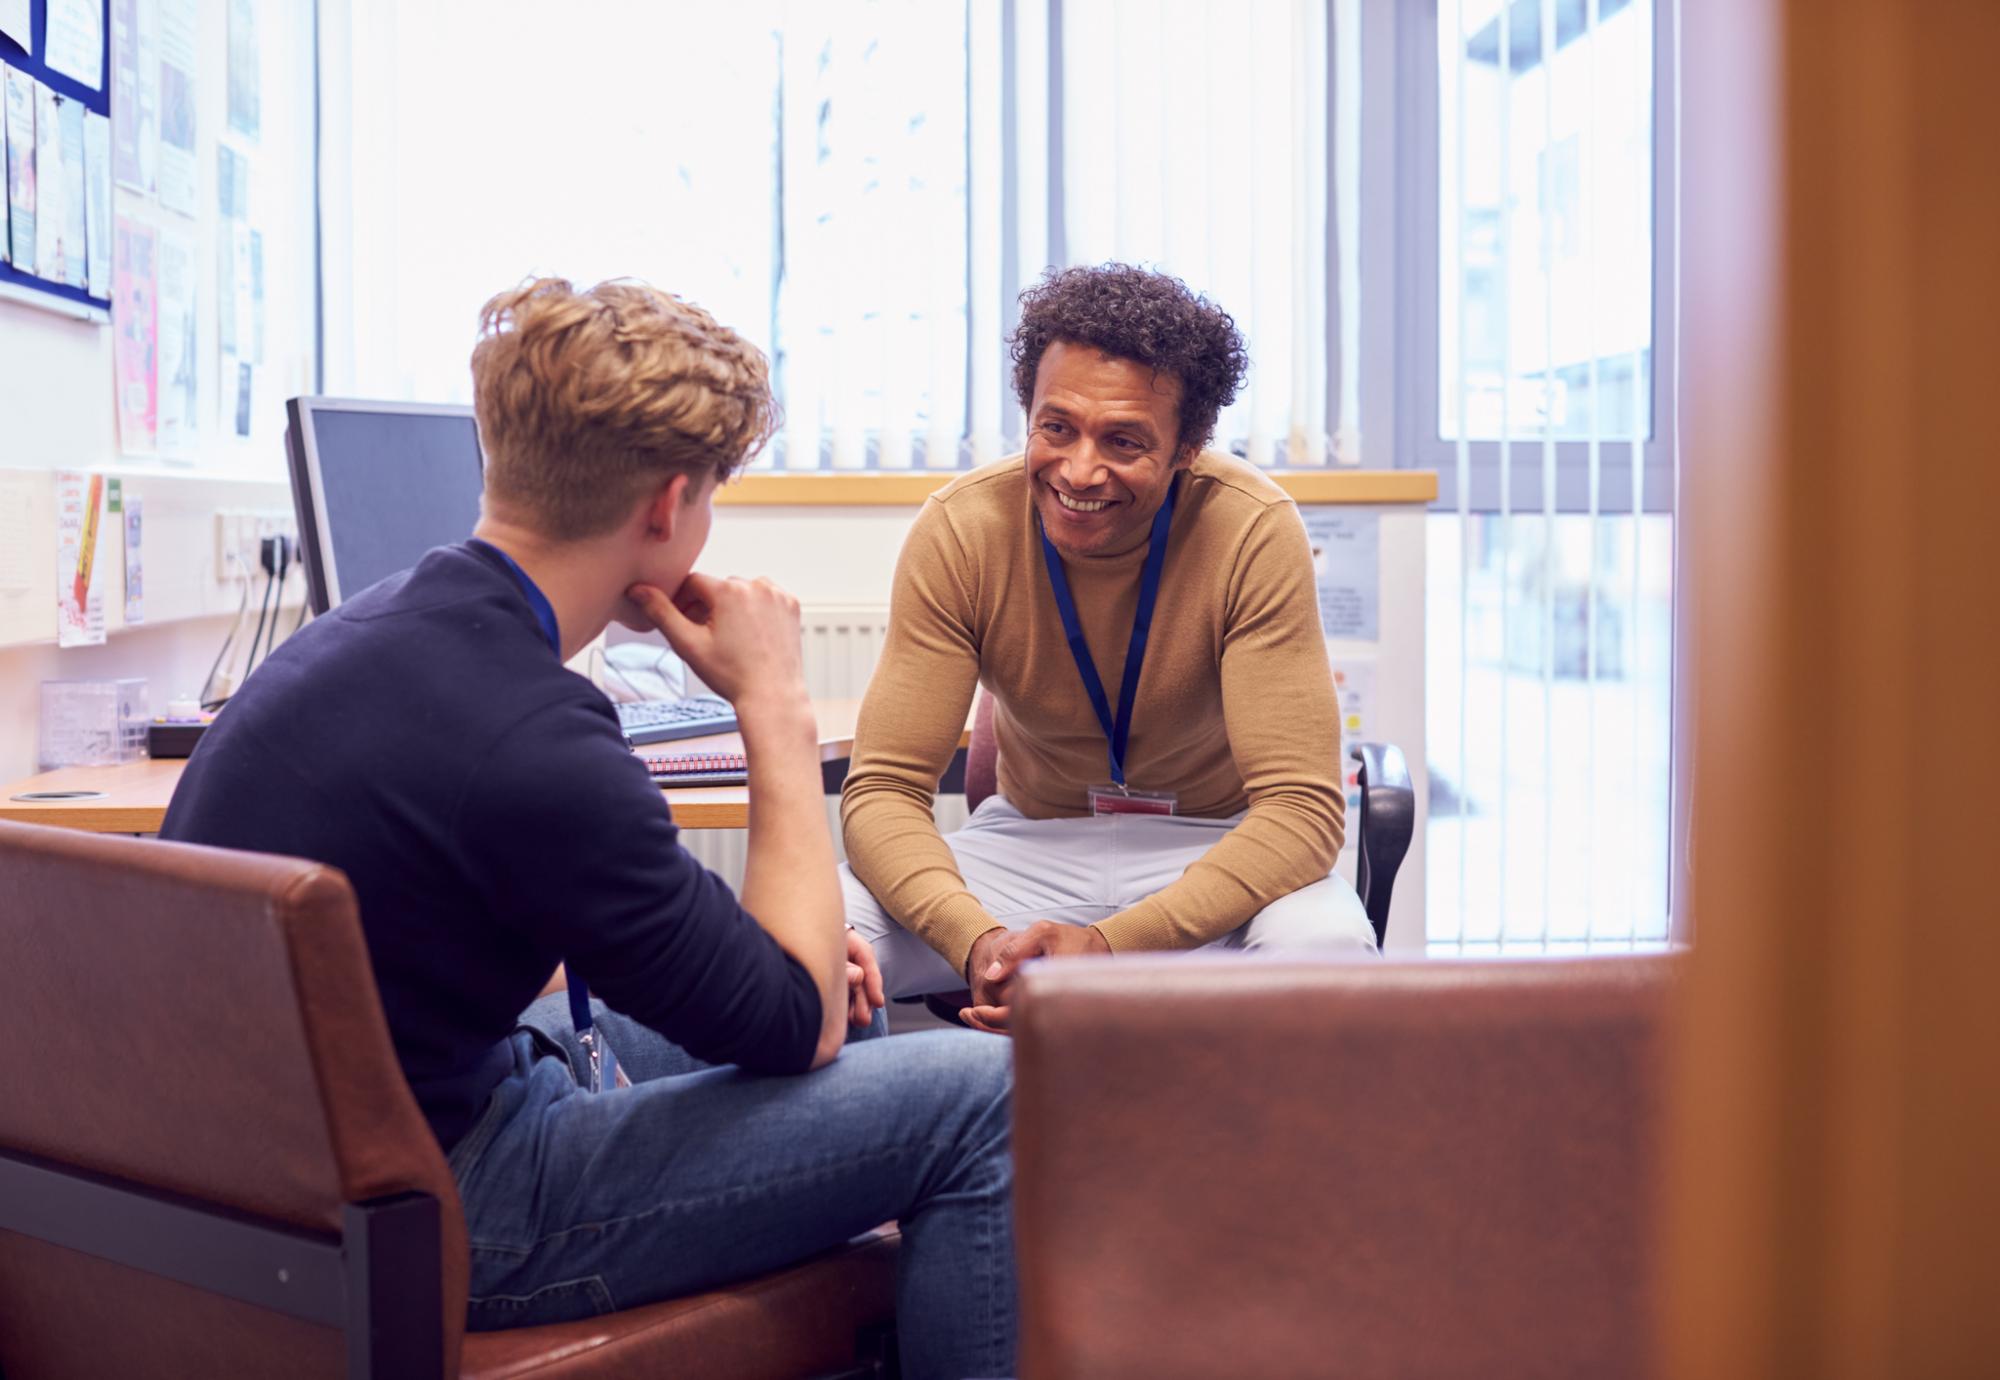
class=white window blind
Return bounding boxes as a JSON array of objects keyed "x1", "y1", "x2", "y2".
[
  {"x1": 1425, "y1": 0, "x2": 1675, "y2": 953},
  {"x1": 1049, "y1": 0, "x2": 1358, "y2": 467},
  {"x1": 321, "y1": 0, "x2": 1352, "y2": 472}
]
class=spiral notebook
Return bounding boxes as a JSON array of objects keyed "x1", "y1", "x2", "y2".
[{"x1": 643, "y1": 751, "x2": 749, "y2": 788}]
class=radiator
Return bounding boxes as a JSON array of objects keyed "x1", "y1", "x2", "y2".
[{"x1": 678, "y1": 604, "x2": 970, "y2": 888}]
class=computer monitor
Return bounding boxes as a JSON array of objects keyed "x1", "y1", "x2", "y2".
[{"x1": 285, "y1": 397, "x2": 487, "y2": 614}]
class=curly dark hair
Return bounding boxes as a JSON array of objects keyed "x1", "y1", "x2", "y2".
[{"x1": 1009, "y1": 263, "x2": 1249, "y2": 457}]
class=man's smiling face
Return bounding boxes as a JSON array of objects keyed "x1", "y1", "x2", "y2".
[{"x1": 1023, "y1": 340, "x2": 1189, "y2": 558}]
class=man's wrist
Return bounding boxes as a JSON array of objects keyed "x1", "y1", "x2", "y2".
[
  {"x1": 733, "y1": 684, "x2": 816, "y2": 744},
  {"x1": 964, "y1": 925, "x2": 1007, "y2": 984}
]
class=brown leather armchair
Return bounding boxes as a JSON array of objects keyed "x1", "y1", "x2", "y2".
[
  {"x1": 0, "y1": 820, "x2": 897, "y2": 1379},
  {"x1": 1011, "y1": 954, "x2": 1681, "y2": 1380}
]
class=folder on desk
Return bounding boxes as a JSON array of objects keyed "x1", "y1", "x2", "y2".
[{"x1": 642, "y1": 751, "x2": 748, "y2": 788}]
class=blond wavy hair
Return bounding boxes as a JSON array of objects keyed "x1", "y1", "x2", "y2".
[{"x1": 470, "y1": 277, "x2": 779, "y2": 540}]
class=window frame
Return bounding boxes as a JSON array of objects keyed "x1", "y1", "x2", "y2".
[{"x1": 1394, "y1": 0, "x2": 1678, "y2": 515}]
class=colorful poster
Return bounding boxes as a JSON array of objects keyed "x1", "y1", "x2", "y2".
[
  {"x1": 44, "y1": 0, "x2": 105, "y2": 90},
  {"x1": 123, "y1": 495, "x2": 145, "y2": 625},
  {"x1": 2, "y1": 66, "x2": 31, "y2": 268},
  {"x1": 83, "y1": 109, "x2": 108, "y2": 293},
  {"x1": 113, "y1": 215, "x2": 158, "y2": 454},
  {"x1": 156, "y1": 0, "x2": 195, "y2": 217},
  {"x1": 156, "y1": 226, "x2": 196, "y2": 454},
  {"x1": 110, "y1": 0, "x2": 158, "y2": 194},
  {"x1": 226, "y1": 0, "x2": 257, "y2": 140},
  {"x1": 56, "y1": 92, "x2": 86, "y2": 288},
  {"x1": 56, "y1": 472, "x2": 108, "y2": 648}
]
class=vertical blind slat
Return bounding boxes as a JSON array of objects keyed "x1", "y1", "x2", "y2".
[
  {"x1": 1450, "y1": 0, "x2": 1473, "y2": 948},
  {"x1": 1496, "y1": 0, "x2": 1515, "y2": 946},
  {"x1": 1538, "y1": 0, "x2": 1558, "y2": 946},
  {"x1": 1584, "y1": 0, "x2": 1604, "y2": 938}
]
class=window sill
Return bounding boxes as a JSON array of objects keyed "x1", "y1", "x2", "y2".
[{"x1": 715, "y1": 469, "x2": 1440, "y2": 507}]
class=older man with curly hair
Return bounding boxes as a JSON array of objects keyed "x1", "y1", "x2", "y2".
[{"x1": 841, "y1": 263, "x2": 1375, "y2": 1031}]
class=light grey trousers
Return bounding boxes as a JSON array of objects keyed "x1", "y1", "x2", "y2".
[{"x1": 843, "y1": 794, "x2": 1377, "y2": 998}]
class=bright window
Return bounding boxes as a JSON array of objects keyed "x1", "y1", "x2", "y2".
[{"x1": 1410, "y1": 0, "x2": 1678, "y2": 951}]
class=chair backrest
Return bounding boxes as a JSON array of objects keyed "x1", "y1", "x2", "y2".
[
  {"x1": 964, "y1": 690, "x2": 1000, "y2": 812},
  {"x1": 0, "y1": 820, "x2": 468, "y2": 1379},
  {"x1": 1013, "y1": 954, "x2": 1681, "y2": 1380}
]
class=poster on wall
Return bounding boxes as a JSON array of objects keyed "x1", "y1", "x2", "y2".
[
  {"x1": 225, "y1": 0, "x2": 257, "y2": 140},
  {"x1": 123, "y1": 495, "x2": 144, "y2": 625},
  {"x1": 155, "y1": 0, "x2": 196, "y2": 217},
  {"x1": 156, "y1": 226, "x2": 196, "y2": 455},
  {"x1": 55, "y1": 91, "x2": 85, "y2": 288},
  {"x1": 83, "y1": 109, "x2": 108, "y2": 291},
  {"x1": 3, "y1": 66, "x2": 32, "y2": 266},
  {"x1": 31, "y1": 80, "x2": 61, "y2": 278},
  {"x1": 111, "y1": 0, "x2": 159, "y2": 194},
  {"x1": 1304, "y1": 508, "x2": 1382, "y2": 643},
  {"x1": 113, "y1": 214, "x2": 158, "y2": 454},
  {"x1": 44, "y1": 0, "x2": 104, "y2": 89},
  {"x1": 0, "y1": 64, "x2": 8, "y2": 263},
  {"x1": 56, "y1": 472, "x2": 108, "y2": 648},
  {"x1": 0, "y1": 1, "x2": 33, "y2": 54}
]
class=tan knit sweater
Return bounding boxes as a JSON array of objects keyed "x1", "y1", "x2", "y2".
[{"x1": 839, "y1": 451, "x2": 1345, "y2": 975}]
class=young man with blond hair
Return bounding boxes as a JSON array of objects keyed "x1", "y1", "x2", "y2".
[{"x1": 163, "y1": 278, "x2": 1015, "y2": 1379}]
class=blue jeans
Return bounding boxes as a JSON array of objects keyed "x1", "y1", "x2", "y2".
[{"x1": 447, "y1": 995, "x2": 1016, "y2": 1380}]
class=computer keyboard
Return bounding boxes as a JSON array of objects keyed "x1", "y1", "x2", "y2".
[{"x1": 616, "y1": 695, "x2": 740, "y2": 746}]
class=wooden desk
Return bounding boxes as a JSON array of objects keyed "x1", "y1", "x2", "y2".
[{"x1": 0, "y1": 699, "x2": 937, "y2": 835}]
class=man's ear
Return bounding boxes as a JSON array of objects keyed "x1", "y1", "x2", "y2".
[{"x1": 644, "y1": 474, "x2": 692, "y2": 542}]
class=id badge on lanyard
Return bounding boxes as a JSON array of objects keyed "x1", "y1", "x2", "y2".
[
  {"x1": 1039, "y1": 475, "x2": 1182, "y2": 819},
  {"x1": 569, "y1": 984, "x2": 631, "y2": 1093}
]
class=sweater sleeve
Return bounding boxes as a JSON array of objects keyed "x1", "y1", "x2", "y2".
[
  {"x1": 1093, "y1": 501, "x2": 1348, "y2": 951},
  {"x1": 839, "y1": 499, "x2": 996, "y2": 978},
  {"x1": 462, "y1": 692, "x2": 823, "y2": 1075}
]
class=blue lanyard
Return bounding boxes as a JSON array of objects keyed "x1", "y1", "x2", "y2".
[
  {"x1": 471, "y1": 539, "x2": 561, "y2": 659},
  {"x1": 1036, "y1": 474, "x2": 1179, "y2": 788},
  {"x1": 470, "y1": 540, "x2": 603, "y2": 1074}
]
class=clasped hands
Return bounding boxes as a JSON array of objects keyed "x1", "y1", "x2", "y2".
[{"x1": 959, "y1": 920, "x2": 1110, "y2": 1035}]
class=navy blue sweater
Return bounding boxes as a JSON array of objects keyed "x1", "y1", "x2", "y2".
[{"x1": 161, "y1": 542, "x2": 820, "y2": 1150}]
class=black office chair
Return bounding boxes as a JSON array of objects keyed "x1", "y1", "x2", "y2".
[{"x1": 907, "y1": 696, "x2": 1417, "y2": 1025}]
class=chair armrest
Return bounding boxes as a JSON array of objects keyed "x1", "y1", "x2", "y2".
[
  {"x1": 1349, "y1": 740, "x2": 1414, "y2": 948},
  {"x1": 1010, "y1": 954, "x2": 1679, "y2": 1380}
]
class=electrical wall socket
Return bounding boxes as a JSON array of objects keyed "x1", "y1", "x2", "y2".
[{"x1": 213, "y1": 507, "x2": 299, "y2": 581}]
